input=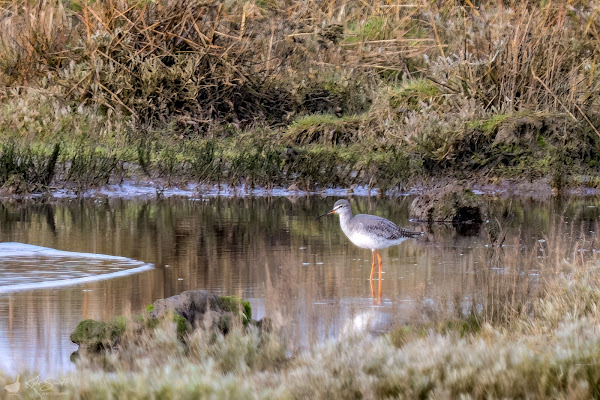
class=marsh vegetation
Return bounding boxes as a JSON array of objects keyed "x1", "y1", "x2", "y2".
[
  {"x1": 2, "y1": 0, "x2": 600, "y2": 397},
  {"x1": 0, "y1": 0, "x2": 599, "y2": 192}
]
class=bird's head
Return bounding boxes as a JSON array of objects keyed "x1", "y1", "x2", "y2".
[{"x1": 316, "y1": 199, "x2": 350, "y2": 219}]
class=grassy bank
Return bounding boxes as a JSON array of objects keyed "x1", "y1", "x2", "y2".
[
  {"x1": 0, "y1": 0, "x2": 600, "y2": 193},
  {"x1": 2, "y1": 219, "x2": 600, "y2": 398}
]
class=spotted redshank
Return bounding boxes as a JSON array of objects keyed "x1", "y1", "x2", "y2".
[{"x1": 317, "y1": 199, "x2": 422, "y2": 282}]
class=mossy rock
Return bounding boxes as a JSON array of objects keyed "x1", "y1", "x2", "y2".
[
  {"x1": 149, "y1": 290, "x2": 222, "y2": 326},
  {"x1": 71, "y1": 291, "x2": 254, "y2": 356},
  {"x1": 410, "y1": 184, "x2": 487, "y2": 225},
  {"x1": 70, "y1": 316, "x2": 127, "y2": 350},
  {"x1": 173, "y1": 312, "x2": 191, "y2": 340},
  {"x1": 219, "y1": 296, "x2": 252, "y2": 326}
]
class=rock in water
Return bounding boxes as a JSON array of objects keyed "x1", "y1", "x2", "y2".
[
  {"x1": 70, "y1": 289, "x2": 258, "y2": 359},
  {"x1": 410, "y1": 185, "x2": 487, "y2": 224},
  {"x1": 149, "y1": 290, "x2": 253, "y2": 332},
  {"x1": 150, "y1": 290, "x2": 222, "y2": 326}
]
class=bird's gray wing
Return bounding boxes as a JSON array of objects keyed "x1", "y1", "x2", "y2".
[{"x1": 354, "y1": 215, "x2": 422, "y2": 240}]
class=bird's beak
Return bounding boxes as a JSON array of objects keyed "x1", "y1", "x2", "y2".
[{"x1": 316, "y1": 208, "x2": 336, "y2": 220}]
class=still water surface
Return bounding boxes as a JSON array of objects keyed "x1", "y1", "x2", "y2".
[{"x1": 0, "y1": 195, "x2": 598, "y2": 375}]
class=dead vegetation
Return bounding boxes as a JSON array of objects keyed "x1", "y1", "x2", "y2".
[{"x1": 0, "y1": 0, "x2": 600, "y2": 189}]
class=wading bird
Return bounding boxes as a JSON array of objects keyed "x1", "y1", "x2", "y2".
[{"x1": 316, "y1": 199, "x2": 422, "y2": 283}]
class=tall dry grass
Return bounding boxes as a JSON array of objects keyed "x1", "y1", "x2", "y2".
[
  {"x1": 1, "y1": 0, "x2": 600, "y2": 188},
  {"x1": 1, "y1": 1, "x2": 599, "y2": 132}
]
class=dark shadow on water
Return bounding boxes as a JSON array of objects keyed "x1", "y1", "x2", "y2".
[{"x1": 452, "y1": 221, "x2": 484, "y2": 236}]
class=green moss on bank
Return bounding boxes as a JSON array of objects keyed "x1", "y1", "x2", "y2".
[
  {"x1": 467, "y1": 114, "x2": 513, "y2": 134},
  {"x1": 284, "y1": 114, "x2": 364, "y2": 146},
  {"x1": 389, "y1": 79, "x2": 442, "y2": 111},
  {"x1": 2, "y1": 110, "x2": 597, "y2": 193}
]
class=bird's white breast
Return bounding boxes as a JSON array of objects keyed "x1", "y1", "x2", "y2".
[
  {"x1": 347, "y1": 230, "x2": 380, "y2": 249},
  {"x1": 342, "y1": 221, "x2": 375, "y2": 248},
  {"x1": 343, "y1": 221, "x2": 407, "y2": 249}
]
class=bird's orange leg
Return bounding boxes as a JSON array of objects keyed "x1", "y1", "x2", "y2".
[
  {"x1": 376, "y1": 250, "x2": 383, "y2": 281},
  {"x1": 369, "y1": 250, "x2": 376, "y2": 281},
  {"x1": 376, "y1": 251, "x2": 383, "y2": 303}
]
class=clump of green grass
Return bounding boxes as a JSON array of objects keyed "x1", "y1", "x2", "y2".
[
  {"x1": 467, "y1": 114, "x2": 513, "y2": 135},
  {"x1": 284, "y1": 114, "x2": 365, "y2": 146},
  {"x1": 388, "y1": 79, "x2": 443, "y2": 111},
  {"x1": 0, "y1": 142, "x2": 60, "y2": 193},
  {"x1": 572, "y1": 175, "x2": 600, "y2": 189},
  {"x1": 66, "y1": 146, "x2": 121, "y2": 189},
  {"x1": 345, "y1": 16, "x2": 389, "y2": 43}
]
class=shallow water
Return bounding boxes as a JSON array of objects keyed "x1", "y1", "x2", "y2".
[{"x1": 0, "y1": 195, "x2": 599, "y2": 376}]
